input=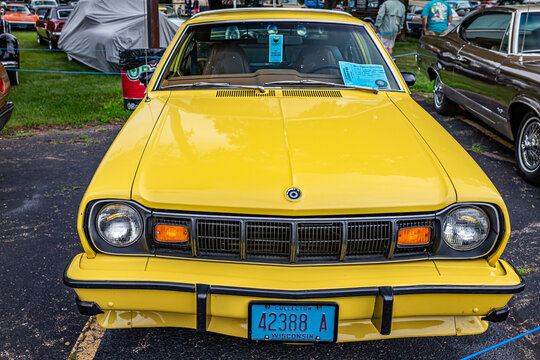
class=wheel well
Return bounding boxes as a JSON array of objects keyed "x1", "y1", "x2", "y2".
[
  {"x1": 509, "y1": 102, "x2": 538, "y2": 139},
  {"x1": 427, "y1": 67, "x2": 437, "y2": 81}
]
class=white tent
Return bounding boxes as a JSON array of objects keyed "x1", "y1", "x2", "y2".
[{"x1": 58, "y1": 0, "x2": 180, "y2": 73}]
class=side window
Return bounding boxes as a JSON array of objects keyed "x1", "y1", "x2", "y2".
[
  {"x1": 461, "y1": 12, "x2": 512, "y2": 50},
  {"x1": 517, "y1": 12, "x2": 540, "y2": 54},
  {"x1": 45, "y1": 9, "x2": 51, "y2": 20}
]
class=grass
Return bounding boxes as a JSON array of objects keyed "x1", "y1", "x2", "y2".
[
  {"x1": 2, "y1": 31, "x2": 131, "y2": 132},
  {"x1": 471, "y1": 143, "x2": 483, "y2": 152},
  {"x1": 393, "y1": 35, "x2": 433, "y2": 93},
  {"x1": 516, "y1": 266, "x2": 539, "y2": 275},
  {"x1": 2, "y1": 32, "x2": 430, "y2": 131}
]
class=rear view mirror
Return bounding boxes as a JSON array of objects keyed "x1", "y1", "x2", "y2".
[{"x1": 401, "y1": 72, "x2": 416, "y2": 86}]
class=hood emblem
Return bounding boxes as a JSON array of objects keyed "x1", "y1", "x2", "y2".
[{"x1": 285, "y1": 187, "x2": 302, "y2": 201}]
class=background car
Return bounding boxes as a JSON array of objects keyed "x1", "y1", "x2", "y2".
[
  {"x1": 0, "y1": 62, "x2": 13, "y2": 131},
  {"x1": 406, "y1": 0, "x2": 426, "y2": 35},
  {"x1": 35, "y1": 5, "x2": 72, "y2": 49},
  {"x1": 1, "y1": 3, "x2": 38, "y2": 29},
  {"x1": 0, "y1": 14, "x2": 19, "y2": 86},
  {"x1": 418, "y1": 5, "x2": 540, "y2": 184},
  {"x1": 28, "y1": 0, "x2": 58, "y2": 12},
  {"x1": 35, "y1": 6, "x2": 48, "y2": 19}
]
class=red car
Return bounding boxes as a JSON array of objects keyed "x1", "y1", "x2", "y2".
[
  {"x1": 0, "y1": 63, "x2": 13, "y2": 131},
  {"x1": 35, "y1": 6, "x2": 72, "y2": 49}
]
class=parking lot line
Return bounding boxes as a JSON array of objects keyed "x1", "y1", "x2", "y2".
[
  {"x1": 68, "y1": 317, "x2": 105, "y2": 360},
  {"x1": 457, "y1": 116, "x2": 515, "y2": 151}
]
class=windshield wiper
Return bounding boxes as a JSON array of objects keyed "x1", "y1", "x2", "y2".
[
  {"x1": 263, "y1": 80, "x2": 379, "y2": 94},
  {"x1": 161, "y1": 82, "x2": 266, "y2": 93}
]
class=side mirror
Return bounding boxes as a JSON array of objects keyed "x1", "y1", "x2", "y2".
[
  {"x1": 138, "y1": 70, "x2": 154, "y2": 86},
  {"x1": 401, "y1": 72, "x2": 416, "y2": 86}
]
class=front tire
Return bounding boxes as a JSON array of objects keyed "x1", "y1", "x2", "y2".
[
  {"x1": 516, "y1": 111, "x2": 540, "y2": 185},
  {"x1": 37, "y1": 32, "x2": 46, "y2": 45},
  {"x1": 433, "y1": 75, "x2": 458, "y2": 116}
]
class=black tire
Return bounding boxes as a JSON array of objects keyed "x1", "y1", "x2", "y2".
[
  {"x1": 37, "y1": 32, "x2": 46, "y2": 46},
  {"x1": 515, "y1": 110, "x2": 540, "y2": 185},
  {"x1": 433, "y1": 75, "x2": 458, "y2": 116},
  {"x1": 8, "y1": 69, "x2": 18, "y2": 86},
  {"x1": 48, "y1": 35, "x2": 57, "y2": 50}
]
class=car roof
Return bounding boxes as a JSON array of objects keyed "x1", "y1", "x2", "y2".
[{"x1": 189, "y1": 8, "x2": 356, "y2": 24}]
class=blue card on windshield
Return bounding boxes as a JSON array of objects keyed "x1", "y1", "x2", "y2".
[
  {"x1": 339, "y1": 62, "x2": 389, "y2": 89},
  {"x1": 269, "y1": 35, "x2": 283, "y2": 63}
]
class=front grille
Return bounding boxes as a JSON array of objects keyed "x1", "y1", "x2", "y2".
[
  {"x1": 297, "y1": 223, "x2": 342, "y2": 258},
  {"x1": 152, "y1": 213, "x2": 435, "y2": 264},
  {"x1": 197, "y1": 219, "x2": 241, "y2": 256},
  {"x1": 246, "y1": 222, "x2": 291, "y2": 257}
]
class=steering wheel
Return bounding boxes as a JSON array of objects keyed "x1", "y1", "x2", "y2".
[{"x1": 306, "y1": 64, "x2": 341, "y2": 74}]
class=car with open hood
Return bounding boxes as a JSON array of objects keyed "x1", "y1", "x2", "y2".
[{"x1": 64, "y1": 8, "x2": 523, "y2": 343}]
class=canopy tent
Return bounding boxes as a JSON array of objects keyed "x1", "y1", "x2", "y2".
[{"x1": 58, "y1": 0, "x2": 180, "y2": 73}]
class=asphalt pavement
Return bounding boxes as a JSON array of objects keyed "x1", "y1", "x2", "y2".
[{"x1": 0, "y1": 96, "x2": 538, "y2": 360}]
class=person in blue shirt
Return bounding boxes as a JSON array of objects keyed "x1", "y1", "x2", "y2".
[{"x1": 421, "y1": 0, "x2": 454, "y2": 35}]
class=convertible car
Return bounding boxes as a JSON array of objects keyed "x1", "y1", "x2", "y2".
[
  {"x1": 64, "y1": 9, "x2": 523, "y2": 343},
  {"x1": 418, "y1": 5, "x2": 540, "y2": 184}
]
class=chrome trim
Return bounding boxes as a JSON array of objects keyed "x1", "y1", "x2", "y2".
[
  {"x1": 1, "y1": 61, "x2": 18, "y2": 68},
  {"x1": 152, "y1": 19, "x2": 405, "y2": 93}
]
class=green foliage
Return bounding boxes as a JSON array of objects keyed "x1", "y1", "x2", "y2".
[
  {"x1": 393, "y1": 36, "x2": 433, "y2": 93},
  {"x1": 2, "y1": 31, "x2": 131, "y2": 132},
  {"x1": 516, "y1": 266, "x2": 539, "y2": 275},
  {"x1": 471, "y1": 143, "x2": 483, "y2": 152}
]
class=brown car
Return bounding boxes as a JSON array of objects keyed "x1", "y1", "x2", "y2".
[
  {"x1": 418, "y1": 5, "x2": 540, "y2": 184},
  {"x1": 0, "y1": 63, "x2": 13, "y2": 131}
]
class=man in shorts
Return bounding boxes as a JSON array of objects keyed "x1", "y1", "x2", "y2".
[
  {"x1": 421, "y1": 0, "x2": 454, "y2": 35},
  {"x1": 375, "y1": 0, "x2": 406, "y2": 55}
]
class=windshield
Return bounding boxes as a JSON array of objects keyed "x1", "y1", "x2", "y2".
[
  {"x1": 6, "y1": 6, "x2": 30, "y2": 13},
  {"x1": 33, "y1": 0, "x2": 57, "y2": 5},
  {"x1": 160, "y1": 21, "x2": 400, "y2": 91}
]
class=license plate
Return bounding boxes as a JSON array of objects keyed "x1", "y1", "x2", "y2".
[{"x1": 248, "y1": 301, "x2": 338, "y2": 343}]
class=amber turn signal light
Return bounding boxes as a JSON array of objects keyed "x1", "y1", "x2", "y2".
[
  {"x1": 155, "y1": 224, "x2": 189, "y2": 242},
  {"x1": 397, "y1": 227, "x2": 431, "y2": 246}
]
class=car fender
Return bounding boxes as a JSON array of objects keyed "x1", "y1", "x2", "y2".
[{"x1": 509, "y1": 95, "x2": 540, "y2": 119}]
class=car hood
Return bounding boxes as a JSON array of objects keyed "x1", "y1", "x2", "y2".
[
  {"x1": 131, "y1": 91, "x2": 456, "y2": 215},
  {"x1": 3, "y1": 13, "x2": 37, "y2": 21}
]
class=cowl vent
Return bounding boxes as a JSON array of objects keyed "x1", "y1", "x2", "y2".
[
  {"x1": 282, "y1": 90, "x2": 342, "y2": 98},
  {"x1": 216, "y1": 90, "x2": 276, "y2": 97}
]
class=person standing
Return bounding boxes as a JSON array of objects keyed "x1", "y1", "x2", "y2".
[
  {"x1": 421, "y1": 0, "x2": 454, "y2": 35},
  {"x1": 374, "y1": 0, "x2": 406, "y2": 55}
]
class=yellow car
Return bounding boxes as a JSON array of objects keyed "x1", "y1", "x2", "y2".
[{"x1": 64, "y1": 8, "x2": 523, "y2": 343}]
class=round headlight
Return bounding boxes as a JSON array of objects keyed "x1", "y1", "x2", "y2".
[
  {"x1": 96, "y1": 203, "x2": 143, "y2": 247},
  {"x1": 442, "y1": 207, "x2": 490, "y2": 251}
]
